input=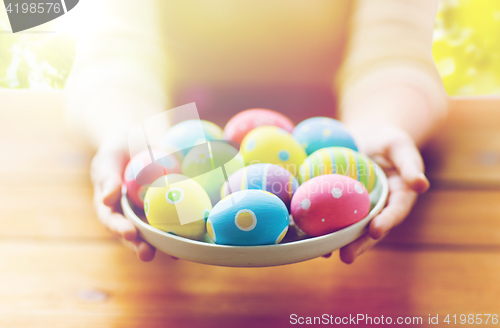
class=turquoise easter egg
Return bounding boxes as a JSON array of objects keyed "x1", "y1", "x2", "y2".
[
  {"x1": 206, "y1": 190, "x2": 289, "y2": 246},
  {"x1": 182, "y1": 141, "x2": 244, "y2": 205},
  {"x1": 292, "y1": 117, "x2": 358, "y2": 155},
  {"x1": 162, "y1": 120, "x2": 223, "y2": 156},
  {"x1": 299, "y1": 147, "x2": 377, "y2": 192}
]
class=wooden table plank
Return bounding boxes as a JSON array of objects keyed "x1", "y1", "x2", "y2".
[
  {"x1": 0, "y1": 90, "x2": 92, "y2": 187},
  {"x1": 3, "y1": 185, "x2": 500, "y2": 247},
  {"x1": 2, "y1": 90, "x2": 500, "y2": 328},
  {"x1": 382, "y1": 189, "x2": 500, "y2": 247},
  {"x1": 0, "y1": 186, "x2": 109, "y2": 239},
  {"x1": 423, "y1": 97, "x2": 500, "y2": 187},
  {"x1": 0, "y1": 241, "x2": 499, "y2": 328}
]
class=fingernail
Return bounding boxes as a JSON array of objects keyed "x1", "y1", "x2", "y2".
[{"x1": 418, "y1": 173, "x2": 429, "y2": 184}]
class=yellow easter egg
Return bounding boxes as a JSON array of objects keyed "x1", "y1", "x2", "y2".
[
  {"x1": 144, "y1": 174, "x2": 212, "y2": 240},
  {"x1": 241, "y1": 126, "x2": 306, "y2": 177}
]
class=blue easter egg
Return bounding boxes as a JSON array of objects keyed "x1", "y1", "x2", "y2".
[
  {"x1": 206, "y1": 190, "x2": 289, "y2": 246},
  {"x1": 292, "y1": 117, "x2": 358, "y2": 155},
  {"x1": 162, "y1": 120, "x2": 223, "y2": 156}
]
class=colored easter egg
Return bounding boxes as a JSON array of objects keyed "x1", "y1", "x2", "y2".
[
  {"x1": 182, "y1": 141, "x2": 245, "y2": 205},
  {"x1": 292, "y1": 117, "x2": 358, "y2": 155},
  {"x1": 124, "y1": 149, "x2": 181, "y2": 208},
  {"x1": 144, "y1": 174, "x2": 212, "y2": 240},
  {"x1": 291, "y1": 174, "x2": 370, "y2": 237},
  {"x1": 299, "y1": 147, "x2": 377, "y2": 193},
  {"x1": 241, "y1": 126, "x2": 307, "y2": 177},
  {"x1": 206, "y1": 190, "x2": 289, "y2": 246},
  {"x1": 223, "y1": 108, "x2": 294, "y2": 145},
  {"x1": 221, "y1": 163, "x2": 299, "y2": 211},
  {"x1": 162, "y1": 120, "x2": 223, "y2": 156}
]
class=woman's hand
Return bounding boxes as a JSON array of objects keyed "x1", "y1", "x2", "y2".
[
  {"x1": 90, "y1": 136, "x2": 156, "y2": 261},
  {"x1": 337, "y1": 124, "x2": 430, "y2": 264}
]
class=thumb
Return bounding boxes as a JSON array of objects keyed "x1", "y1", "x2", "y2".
[
  {"x1": 91, "y1": 146, "x2": 129, "y2": 208},
  {"x1": 388, "y1": 137, "x2": 430, "y2": 194},
  {"x1": 102, "y1": 172, "x2": 123, "y2": 207}
]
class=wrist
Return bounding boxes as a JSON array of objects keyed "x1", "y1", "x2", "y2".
[{"x1": 340, "y1": 84, "x2": 446, "y2": 146}]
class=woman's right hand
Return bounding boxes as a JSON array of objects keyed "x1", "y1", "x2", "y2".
[{"x1": 90, "y1": 136, "x2": 156, "y2": 261}]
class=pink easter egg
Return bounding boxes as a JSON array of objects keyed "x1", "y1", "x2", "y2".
[
  {"x1": 223, "y1": 108, "x2": 294, "y2": 145},
  {"x1": 124, "y1": 149, "x2": 181, "y2": 208},
  {"x1": 290, "y1": 174, "x2": 370, "y2": 237}
]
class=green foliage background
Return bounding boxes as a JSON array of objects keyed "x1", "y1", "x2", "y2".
[
  {"x1": 0, "y1": 10, "x2": 75, "y2": 89},
  {"x1": 0, "y1": 0, "x2": 499, "y2": 94}
]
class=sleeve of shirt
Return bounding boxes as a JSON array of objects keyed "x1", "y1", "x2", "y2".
[
  {"x1": 336, "y1": 0, "x2": 448, "y2": 125},
  {"x1": 65, "y1": 0, "x2": 169, "y2": 147}
]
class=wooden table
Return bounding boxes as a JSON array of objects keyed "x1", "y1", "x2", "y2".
[{"x1": 1, "y1": 91, "x2": 499, "y2": 327}]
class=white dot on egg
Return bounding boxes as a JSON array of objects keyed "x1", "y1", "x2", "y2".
[
  {"x1": 331, "y1": 188, "x2": 342, "y2": 199},
  {"x1": 355, "y1": 184, "x2": 364, "y2": 194},
  {"x1": 321, "y1": 218, "x2": 325, "y2": 222},
  {"x1": 301, "y1": 198, "x2": 311, "y2": 210},
  {"x1": 354, "y1": 210, "x2": 357, "y2": 214}
]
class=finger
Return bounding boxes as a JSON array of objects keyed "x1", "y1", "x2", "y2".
[
  {"x1": 369, "y1": 175, "x2": 418, "y2": 240},
  {"x1": 388, "y1": 138, "x2": 430, "y2": 194},
  {"x1": 339, "y1": 232, "x2": 386, "y2": 264},
  {"x1": 96, "y1": 194, "x2": 157, "y2": 261},
  {"x1": 95, "y1": 198, "x2": 138, "y2": 241},
  {"x1": 121, "y1": 238, "x2": 156, "y2": 262},
  {"x1": 102, "y1": 174, "x2": 123, "y2": 207},
  {"x1": 91, "y1": 150, "x2": 128, "y2": 202}
]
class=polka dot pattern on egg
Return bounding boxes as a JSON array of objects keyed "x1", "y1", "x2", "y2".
[
  {"x1": 241, "y1": 126, "x2": 306, "y2": 177},
  {"x1": 301, "y1": 198, "x2": 311, "y2": 210},
  {"x1": 124, "y1": 149, "x2": 181, "y2": 208},
  {"x1": 144, "y1": 174, "x2": 211, "y2": 241},
  {"x1": 207, "y1": 219, "x2": 216, "y2": 242},
  {"x1": 166, "y1": 188, "x2": 184, "y2": 205},
  {"x1": 235, "y1": 209, "x2": 257, "y2": 231},
  {"x1": 203, "y1": 209, "x2": 211, "y2": 222},
  {"x1": 291, "y1": 174, "x2": 370, "y2": 237},
  {"x1": 275, "y1": 226, "x2": 289, "y2": 244},
  {"x1": 278, "y1": 150, "x2": 290, "y2": 161},
  {"x1": 245, "y1": 139, "x2": 256, "y2": 151},
  {"x1": 207, "y1": 190, "x2": 289, "y2": 245},
  {"x1": 331, "y1": 188, "x2": 342, "y2": 199}
]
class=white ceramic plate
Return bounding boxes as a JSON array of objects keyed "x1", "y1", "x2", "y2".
[{"x1": 122, "y1": 166, "x2": 389, "y2": 267}]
